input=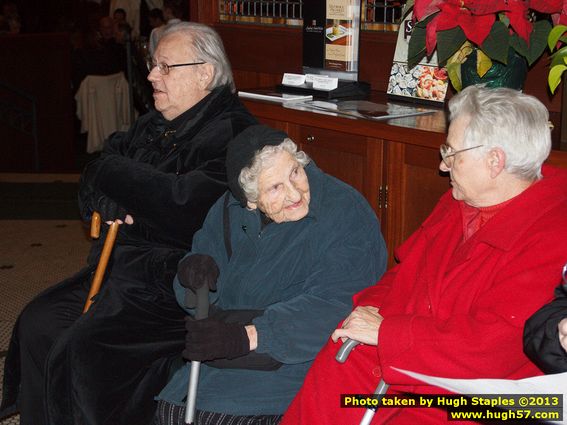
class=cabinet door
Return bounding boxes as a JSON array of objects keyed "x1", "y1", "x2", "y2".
[
  {"x1": 385, "y1": 141, "x2": 450, "y2": 264},
  {"x1": 297, "y1": 126, "x2": 384, "y2": 221}
]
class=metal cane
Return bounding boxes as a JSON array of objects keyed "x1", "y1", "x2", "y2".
[
  {"x1": 83, "y1": 212, "x2": 120, "y2": 313},
  {"x1": 185, "y1": 284, "x2": 210, "y2": 424},
  {"x1": 336, "y1": 338, "x2": 390, "y2": 425}
]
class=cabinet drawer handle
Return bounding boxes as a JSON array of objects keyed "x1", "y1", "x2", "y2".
[{"x1": 306, "y1": 135, "x2": 315, "y2": 143}]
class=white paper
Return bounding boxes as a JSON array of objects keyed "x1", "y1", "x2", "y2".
[
  {"x1": 312, "y1": 75, "x2": 339, "y2": 91},
  {"x1": 305, "y1": 73, "x2": 328, "y2": 84},
  {"x1": 394, "y1": 367, "x2": 567, "y2": 424},
  {"x1": 281, "y1": 73, "x2": 306, "y2": 86}
]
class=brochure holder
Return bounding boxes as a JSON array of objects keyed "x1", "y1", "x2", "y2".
[
  {"x1": 276, "y1": 80, "x2": 369, "y2": 100},
  {"x1": 294, "y1": 0, "x2": 368, "y2": 100}
]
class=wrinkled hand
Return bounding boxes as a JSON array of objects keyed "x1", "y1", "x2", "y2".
[
  {"x1": 95, "y1": 195, "x2": 130, "y2": 224},
  {"x1": 177, "y1": 254, "x2": 219, "y2": 291},
  {"x1": 331, "y1": 306, "x2": 383, "y2": 346},
  {"x1": 183, "y1": 317, "x2": 250, "y2": 361},
  {"x1": 559, "y1": 318, "x2": 567, "y2": 351}
]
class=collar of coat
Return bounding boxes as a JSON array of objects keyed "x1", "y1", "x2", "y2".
[
  {"x1": 421, "y1": 165, "x2": 567, "y2": 252},
  {"x1": 149, "y1": 84, "x2": 239, "y2": 140}
]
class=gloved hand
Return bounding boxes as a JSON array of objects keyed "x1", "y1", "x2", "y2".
[
  {"x1": 93, "y1": 195, "x2": 128, "y2": 223},
  {"x1": 183, "y1": 317, "x2": 250, "y2": 361},
  {"x1": 177, "y1": 254, "x2": 219, "y2": 291}
]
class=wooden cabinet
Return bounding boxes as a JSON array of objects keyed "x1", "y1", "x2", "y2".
[
  {"x1": 242, "y1": 95, "x2": 567, "y2": 265},
  {"x1": 296, "y1": 125, "x2": 383, "y2": 215},
  {"x1": 384, "y1": 142, "x2": 449, "y2": 259}
]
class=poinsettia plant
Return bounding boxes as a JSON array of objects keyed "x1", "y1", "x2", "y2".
[{"x1": 405, "y1": 0, "x2": 566, "y2": 91}]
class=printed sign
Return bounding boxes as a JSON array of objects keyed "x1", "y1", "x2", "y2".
[{"x1": 387, "y1": 14, "x2": 448, "y2": 103}]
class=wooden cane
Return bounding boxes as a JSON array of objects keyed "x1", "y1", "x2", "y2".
[
  {"x1": 90, "y1": 211, "x2": 101, "y2": 239},
  {"x1": 83, "y1": 218, "x2": 120, "y2": 313}
]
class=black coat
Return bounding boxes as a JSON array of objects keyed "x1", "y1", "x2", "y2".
[
  {"x1": 79, "y1": 84, "x2": 256, "y2": 251},
  {"x1": 0, "y1": 85, "x2": 257, "y2": 425},
  {"x1": 524, "y1": 282, "x2": 567, "y2": 374}
]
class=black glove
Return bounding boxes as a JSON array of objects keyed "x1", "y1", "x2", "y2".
[
  {"x1": 183, "y1": 317, "x2": 250, "y2": 361},
  {"x1": 94, "y1": 194, "x2": 128, "y2": 222},
  {"x1": 177, "y1": 254, "x2": 219, "y2": 291}
]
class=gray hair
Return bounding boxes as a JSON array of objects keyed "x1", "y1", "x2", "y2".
[
  {"x1": 448, "y1": 85, "x2": 551, "y2": 181},
  {"x1": 162, "y1": 22, "x2": 235, "y2": 92},
  {"x1": 239, "y1": 138, "x2": 311, "y2": 203}
]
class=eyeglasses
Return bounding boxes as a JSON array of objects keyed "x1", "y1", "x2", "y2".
[
  {"x1": 439, "y1": 144, "x2": 484, "y2": 167},
  {"x1": 146, "y1": 60, "x2": 205, "y2": 75}
]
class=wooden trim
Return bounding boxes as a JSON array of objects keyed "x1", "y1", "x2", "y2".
[{"x1": 193, "y1": 0, "x2": 218, "y2": 24}]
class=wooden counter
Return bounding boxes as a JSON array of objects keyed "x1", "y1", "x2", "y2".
[{"x1": 241, "y1": 94, "x2": 567, "y2": 265}]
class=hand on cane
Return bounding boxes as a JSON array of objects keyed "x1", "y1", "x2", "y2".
[
  {"x1": 95, "y1": 195, "x2": 134, "y2": 225},
  {"x1": 332, "y1": 306, "x2": 383, "y2": 346}
]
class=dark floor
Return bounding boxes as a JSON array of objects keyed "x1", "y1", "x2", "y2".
[{"x1": 0, "y1": 181, "x2": 80, "y2": 219}]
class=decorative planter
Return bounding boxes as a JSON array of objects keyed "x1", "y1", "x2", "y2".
[{"x1": 461, "y1": 49, "x2": 528, "y2": 90}]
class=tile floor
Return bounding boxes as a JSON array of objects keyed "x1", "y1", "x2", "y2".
[{"x1": 0, "y1": 220, "x2": 91, "y2": 425}]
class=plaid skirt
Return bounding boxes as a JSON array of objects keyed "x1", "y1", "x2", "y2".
[{"x1": 153, "y1": 400, "x2": 282, "y2": 425}]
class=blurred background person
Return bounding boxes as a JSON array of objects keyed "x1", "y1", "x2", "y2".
[{"x1": 149, "y1": 0, "x2": 183, "y2": 56}]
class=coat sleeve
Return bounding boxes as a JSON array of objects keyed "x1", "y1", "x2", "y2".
[
  {"x1": 377, "y1": 233, "x2": 567, "y2": 385},
  {"x1": 253, "y1": 204, "x2": 388, "y2": 365},
  {"x1": 89, "y1": 119, "x2": 236, "y2": 243},
  {"x1": 524, "y1": 284, "x2": 567, "y2": 374}
]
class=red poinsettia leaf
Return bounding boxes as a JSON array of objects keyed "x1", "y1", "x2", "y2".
[
  {"x1": 463, "y1": 0, "x2": 509, "y2": 15},
  {"x1": 414, "y1": 0, "x2": 445, "y2": 21},
  {"x1": 436, "y1": 3, "x2": 495, "y2": 46},
  {"x1": 529, "y1": 0, "x2": 562, "y2": 14},
  {"x1": 506, "y1": 1, "x2": 532, "y2": 43}
]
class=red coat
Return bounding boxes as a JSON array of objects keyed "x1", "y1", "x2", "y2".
[{"x1": 283, "y1": 166, "x2": 567, "y2": 425}]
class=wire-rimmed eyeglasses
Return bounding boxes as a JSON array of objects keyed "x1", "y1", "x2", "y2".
[
  {"x1": 440, "y1": 144, "x2": 484, "y2": 168},
  {"x1": 146, "y1": 60, "x2": 205, "y2": 75}
]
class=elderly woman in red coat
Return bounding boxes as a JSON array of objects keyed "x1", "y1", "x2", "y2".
[{"x1": 282, "y1": 85, "x2": 567, "y2": 425}]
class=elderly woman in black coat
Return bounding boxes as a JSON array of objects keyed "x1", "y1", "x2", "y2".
[{"x1": 0, "y1": 22, "x2": 256, "y2": 425}]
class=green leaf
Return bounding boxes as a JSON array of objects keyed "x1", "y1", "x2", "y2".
[
  {"x1": 407, "y1": 20, "x2": 428, "y2": 69},
  {"x1": 476, "y1": 49, "x2": 493, "y2": 78},
  {"x1": 548, "y1": 64, "x2": 567, "y2": 94},
  {"x1": 527, "y1": 20, "x2": 552, "y2": 65},
  {"x1": 510, "y1": 34, "x2": 528, "y2": 61},
  {"x1": 436, "y1": 26, "x2": 466, "y2": 65},
  {"x1": 550, "y1": 46, "x2": 567, "y2": 68},
  {"x1": 548, "y1": 24, "x2": 567, "y2": 51},
  {"x1": 481, "y1": 21, "x2": 510, "y2": 64},
  {"x1": 498, "y1": 12, "x2": 510, "y2": 28},
  {"x1": 446, "y1": 62, "x2": 462, "y2": 92}
]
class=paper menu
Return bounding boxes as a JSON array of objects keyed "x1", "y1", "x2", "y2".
[{"x1": 394, "y1": 367, "x2": 567, "y2": 424}]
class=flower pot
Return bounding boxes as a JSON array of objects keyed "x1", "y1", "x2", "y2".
[{"x1": 461, "y1": 49, "x2": 528, "y2": 90}]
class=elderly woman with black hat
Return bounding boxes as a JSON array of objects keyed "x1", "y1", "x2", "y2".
[{"x1": 153, "y1": 124, "x2": 388, "y2": 424}]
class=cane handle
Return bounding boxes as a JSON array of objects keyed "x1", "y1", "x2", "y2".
[
  {"x1": 90, "y1": 212, "x2": 101, "y2": 239},
  {"x1": 335, "y1": 338, "x2": 360, "y2": 363}
]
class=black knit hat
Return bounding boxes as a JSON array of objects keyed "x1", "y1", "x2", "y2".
[{"x1": 227, "y1": 124, "x2": 288, "y2": 207}]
